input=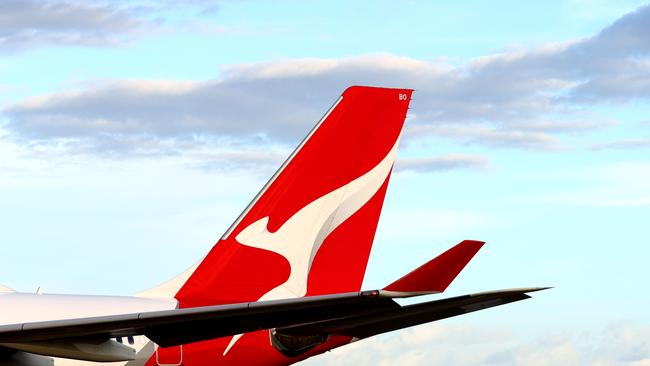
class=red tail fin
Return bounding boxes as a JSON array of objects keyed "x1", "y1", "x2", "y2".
[{"x1": 175, "y1": 86, "x2": 412, "y2": 307}]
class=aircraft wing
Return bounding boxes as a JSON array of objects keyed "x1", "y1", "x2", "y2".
[
  {"x1": 0, "y1": 288, "x2": 545, "y2": 347},
  {"x1": 0, "y1": 291, "x2": 398, "y2": 346}
]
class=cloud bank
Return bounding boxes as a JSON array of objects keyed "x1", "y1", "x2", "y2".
[
  {"x1": 0, "y1": 0, "x2": 223, "y2": 52},
  {"x1": 3, "y1": 4, "x2": 650, "y2": 166},
  {"x1": 0, "y1": 0, "x2": 143, "y2": 51}
]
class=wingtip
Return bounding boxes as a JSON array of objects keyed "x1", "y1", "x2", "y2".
[
  {"x1": 469, "y1": 287, "x2": 552, "y2": 298},
  {"x1": 526, "y1": 287, "x2": 553, "y2": 293}
]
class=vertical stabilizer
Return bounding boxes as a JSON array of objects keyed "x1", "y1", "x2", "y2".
[{"x1": 176, "y1": 86, "x2": 412, "y2": 308}]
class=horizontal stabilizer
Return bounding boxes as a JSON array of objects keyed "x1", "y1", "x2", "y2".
[{"x1": 382, "y1": 240, "x2": 484, "y2": 297}]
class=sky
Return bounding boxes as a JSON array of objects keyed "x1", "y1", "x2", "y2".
[{"x1": 1, "y1": 1, "x2": 650, "y2": 365}]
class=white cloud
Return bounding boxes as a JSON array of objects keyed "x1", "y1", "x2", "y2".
[
  {"x1": 406, "y1": 125, "x2": 563, "y2": 151},
  {"x1": 395, "y1": 154, "x2": 490, "y2": 173},
  {"x1": 0, "y1": 0, "x2": 228, "y2": 52},
  {"x1": 530, "y1": 161, "x2": 650, "y2": 207},
  {"x1": 0, "y1": 0, "x2": 143, "y2": 51},
  {"x1": 223, "y1": 55, "x2": 448, "y2": 80},
  {"x1": 591, "y1": 138, "x2": 650, "y2": 150},
  {"x1": 3, "y1": 4, "x2": 650, "y2": 164}
]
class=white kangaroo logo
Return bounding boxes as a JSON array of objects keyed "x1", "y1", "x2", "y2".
[{"x1": 223, "y1": 136, "x2": 401, "y2": 355}]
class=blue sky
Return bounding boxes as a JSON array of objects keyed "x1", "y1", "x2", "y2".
[{"x1": 1, "y1": 1, "x2": 650, "y2": 365}]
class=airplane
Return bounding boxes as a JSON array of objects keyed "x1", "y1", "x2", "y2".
[{"x1": 0, "y1": 86, "x2": 547, "y2": 366}]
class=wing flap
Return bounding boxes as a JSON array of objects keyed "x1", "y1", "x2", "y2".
[{"x1": 277, "y1": 288, "x2": 548, "y2": 339}]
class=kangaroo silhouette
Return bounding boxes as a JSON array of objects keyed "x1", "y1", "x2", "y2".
[{"x1": 223, "y1": 137, "x2": 401, "y2": 355}]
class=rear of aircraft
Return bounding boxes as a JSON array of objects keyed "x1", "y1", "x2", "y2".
[
  {"x1": 157, "y1": 86, "x2": 413, "y2": 365},
  {"x1": 0, "y1": 86, "x2": 545, "y2": 366}
]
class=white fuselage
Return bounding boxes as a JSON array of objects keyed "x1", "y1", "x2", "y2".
[{"x1": 0, "y1": 291, "x2": 177, "y2": 366}]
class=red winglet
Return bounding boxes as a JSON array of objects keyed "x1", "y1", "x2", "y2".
[{"x1": 382, "y1": 240, "x2": 485, "y2": 296}]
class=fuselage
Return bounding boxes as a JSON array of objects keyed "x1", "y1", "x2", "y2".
[
  {"x1": 0, "y1": 291, "x2": 352, "y2": 366},
  {"x1": 0, "y1": 291, "x2": 175, "y2": 366}
]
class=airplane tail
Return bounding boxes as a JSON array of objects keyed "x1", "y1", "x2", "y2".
[{"x1": 146, "y1": 86, "x2": 413, "y2": 308}]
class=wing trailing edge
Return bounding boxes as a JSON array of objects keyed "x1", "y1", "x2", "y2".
[{"x1": 277, "y1": 288, "x2": 549, "y2": 339}]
